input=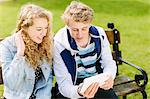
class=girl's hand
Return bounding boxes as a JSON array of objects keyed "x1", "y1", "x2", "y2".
[{"x1": 15, "y1": 29, "x2": 25, "y2": 56}]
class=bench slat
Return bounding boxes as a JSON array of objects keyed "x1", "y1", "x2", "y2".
[{"x1": 114, "y1": 81, "x2": 142, "y2": 96}]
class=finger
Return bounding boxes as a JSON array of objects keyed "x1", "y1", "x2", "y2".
[
  {"x1": 84, "y1": 83, "x2": 95, "y2": 96},
  {"x1": 83, "y1": 83, "x2": 96, "y2": 98},
  {"x1": 15, "y1": 29, "x2": 25, "y2": 56},
  {"x1": 77, "y1": 84, "x2": 84, "y2": 96},
  {"x1": 102, "y1": 85, "x2": 110, "y2": 90},
  {"x1": 100, "y1": 84, "x2": 109, "y2": 90},
  {"x1": 17, "y1": 30, "x2": 24, "y2": 42},
  {"x1": 16, "y1": 35, "x2": 22, "y2": 45},
  {"x1": 16, "y1": 29, "x2": 23, "y2": 35},
  {"x1": 101, "y1": 83, "x2": 113, "y2": 90},
  {"x1": 100, "y1": 80, "x2": 109, "y2": 88},
  {"x1": 88, "y1": 83, "x2": 99, "y2": 97},
  {"x1": 85, "y1": 83, "x2": 99, "y2": 98},
  {"x1": 15, "y1": 34, "x2": 21, "y2": 44},
  {"x1": 103, "y1": 78, "x2": 113, "y2": 87},
  {"x1": 19, "y1": 29, "x2": 23, "y2": 33},
  {"x1": 103, "y1": 84, "x2": 113, "y2": 90}
]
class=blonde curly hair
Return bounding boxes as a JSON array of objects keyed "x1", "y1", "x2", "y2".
[
  {"x1": 16, "y1": 4, "x2": 53, "y2": 69},
  {"x1": 62, "y1": 1, "x2": 94, "y2": 25}
]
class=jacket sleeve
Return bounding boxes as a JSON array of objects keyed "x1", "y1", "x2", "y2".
[
  {"x1": 99, "y1": 28, "x2": 117, "y2": 79},
  {"x1": 0, "y1": 43, "x2": 26, "y2": 90},
  {"x1": 53, "y1": 41, "x2": 82, "y2": 98}
]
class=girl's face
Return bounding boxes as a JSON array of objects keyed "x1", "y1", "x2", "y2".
[
  {"x1": 27, "y1": 18, "x2": 48, "y2": 44},
  {"x1": 68, "y1": 20, "x2": 90, "y2": 46}
]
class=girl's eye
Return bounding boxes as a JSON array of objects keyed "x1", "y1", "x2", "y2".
[{"x1": 36, "y1": 28, "x2": 42, "y2": 31}]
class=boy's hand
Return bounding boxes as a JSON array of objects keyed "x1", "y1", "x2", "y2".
[
  {"x1": 100, "y1": 75, "x2": 114, "y2": 90},
  {"x1": 78, "y1": 82, "x2": 99, "y2": 98}
]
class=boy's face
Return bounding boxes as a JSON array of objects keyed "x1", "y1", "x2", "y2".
[{"x1": 68, "y1": 20, "x2": 90, "y2": 45}]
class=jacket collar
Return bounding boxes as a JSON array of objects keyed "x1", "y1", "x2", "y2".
[{"x1": 40, "y1": 61, "x2": 51, "y2": 82}]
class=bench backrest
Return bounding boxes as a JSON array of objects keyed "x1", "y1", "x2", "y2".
[{"x1": 105, "y1": 23, "x2": 122, "y2": 75}]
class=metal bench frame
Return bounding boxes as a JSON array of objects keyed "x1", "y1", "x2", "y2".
[{"x1": 105, "y1": 23, "x2": 148, "y2": 99}]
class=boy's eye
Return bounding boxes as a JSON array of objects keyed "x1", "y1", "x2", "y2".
[
  {"x1": 72, "y1": 29, "x2": 78, "y2": 31},
  {"x1": 82, "y1": 28, "x2": 86, "y2": 31},
  {"x1": 82, "y1": 27, "x2": 88, "y2": 31}
]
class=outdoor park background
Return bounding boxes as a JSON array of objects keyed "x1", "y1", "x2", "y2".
[{"x1": 0, "y1": 0, "x2": 150, "y2": 98}]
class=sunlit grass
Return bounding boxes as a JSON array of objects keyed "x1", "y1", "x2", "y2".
[{"x1": 0, "y1": 0, "x2": 150, "y2": 98}]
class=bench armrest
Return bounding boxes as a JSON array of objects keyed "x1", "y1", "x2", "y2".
[{"x1": 118, "y1": 57, "x2": 148, "y2": 87}]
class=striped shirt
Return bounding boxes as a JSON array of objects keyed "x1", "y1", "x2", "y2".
[{"x1": 76, "y1": 38, "x2": 98, "y2": 78}]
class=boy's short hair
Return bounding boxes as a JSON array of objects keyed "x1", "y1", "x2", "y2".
[{"x1": 62, "y1": 1, "x2": 94, "y2": 25}]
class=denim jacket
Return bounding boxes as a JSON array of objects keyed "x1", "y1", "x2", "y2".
[{"x1": 0, "y1": 34, "x2": 53, "y2": 99}]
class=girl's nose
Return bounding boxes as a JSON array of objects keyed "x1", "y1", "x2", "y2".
[{"x1": 41, "y1": 30, "x2": 47, "y2": 37}]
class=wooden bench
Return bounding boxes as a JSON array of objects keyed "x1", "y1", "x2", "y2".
[
  {"x1": 105, "y1": 23, "x2": 148, "y2": 99},
  {"x1": 0, "y1": 23, "x2": 148, "y2": 98}
]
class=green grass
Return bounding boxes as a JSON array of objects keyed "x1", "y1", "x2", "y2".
[{"x1": 0, "y1": 0, "x2": 150, "y2": 98}]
